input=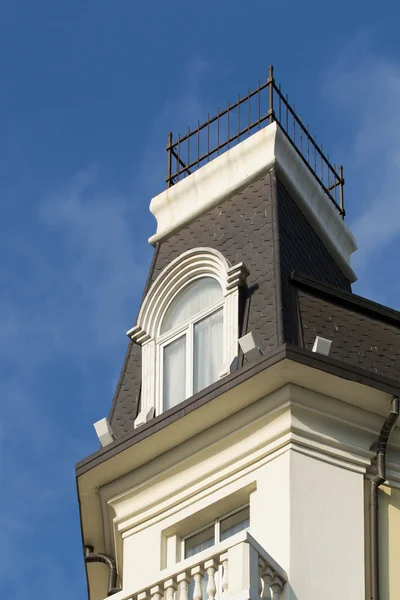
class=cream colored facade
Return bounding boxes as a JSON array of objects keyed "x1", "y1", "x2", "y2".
[
  {"x1": 364, "y1": 483, "x2": 400, "y2": 598},
  {"x1": 77, "y1": 118, "x2": 400, "y2": 600},
  {"x1": 77, "y1": 358, "x2": 400, "y2": 600}
]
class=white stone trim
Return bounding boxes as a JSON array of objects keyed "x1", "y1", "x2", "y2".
[
  {"x1": 104, "y1": 384, "x2": 378, "y2": 537},
  {"x1": 126, "y1": 248, "x2": 249, "y2": 428},
  {"x1": 148, "y1": 122, "x2": 357, "y2": 282}
]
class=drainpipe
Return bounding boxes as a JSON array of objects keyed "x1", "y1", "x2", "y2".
[
  {"x1": 85, "y1": 545, "x2": 121, "y2": 596},
  {"x1": 370, "y1": 395, "x2": 399, "y2": 600}
]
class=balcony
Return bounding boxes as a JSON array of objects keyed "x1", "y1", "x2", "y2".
[{"x1": 109, "y1": 531, "x2": 287, "y2": 600}]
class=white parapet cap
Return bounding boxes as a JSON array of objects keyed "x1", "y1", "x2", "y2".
[{"x1": 148, "y1": 122, "x2": 357, "y2": 283}]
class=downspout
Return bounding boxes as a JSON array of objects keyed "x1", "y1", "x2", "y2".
[
  {"x1": 370, "y1": 395, "x2": 399, "y2": 600},
  {"x1": 85, "y1": 545, "x2": 121, "y2": 596}
]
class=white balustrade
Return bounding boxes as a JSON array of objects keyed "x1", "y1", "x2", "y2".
[
  {"x1": 191, "y1": 565, "x2": 204, "y2": 600},
  {"x1": 220, "y1": 552, "x2": 228, "y2": 600},
  {"x1": 177, "y1": 572, "x2": 190, "y2": 600},
  {"x1": 111, "y1": 531, "x2": 286, "y2": 600},
  {"x1": 204, "y1": 559, "x2": 217, "y2": 600}
]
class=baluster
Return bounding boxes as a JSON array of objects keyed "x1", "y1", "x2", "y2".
[
  {"x1": 220, "y1": 552, "x2": 228, "y2": 598},
  {"x1": 164, "y1": 578, "x2": 177, "y2": 600},
  {"x1": 138, "y1": 592, "x2": 151, "y2": 600},
  {"x1": 270, "y1": 575, "x2": 284, "y2": 600},
  {"x1": 261, "y1": 566, "x2": 274, "y2": 600},
  {"x1": 150, "y1": 584, "x2": 163, "y2": 600},
  {"x1": 191, "y1": 565, "x2": 204, "y2": 600},
  {"x1": 204, "y1": 559, "x2": 217, "y2": 600},
  {"x1": 177, "y1": 572, "x2": 190, "y2": 600},
  {"x1": 258, "y1": 558, "x2": 265, "y2": 598}
]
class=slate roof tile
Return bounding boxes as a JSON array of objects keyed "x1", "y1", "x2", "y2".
[{"x1": 108, "y1": 168, "x2": 400, "y2": 438}]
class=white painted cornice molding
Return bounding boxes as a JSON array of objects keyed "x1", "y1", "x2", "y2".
[
  {"x1": 148, "y1": 122, "x2": 357, "y2": 282},
  {"x1": 127, "y1": 248, "x2": 248, "y2": 344},
  {"x1": 102, "y1": 384, "x2": 383, "y2": 540}
]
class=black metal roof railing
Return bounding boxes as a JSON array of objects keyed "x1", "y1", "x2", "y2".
[{"x1": 166, "y1": 66, "x2": 345, "y2": 218}]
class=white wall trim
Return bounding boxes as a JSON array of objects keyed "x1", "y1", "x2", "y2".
[
  {"x1": 126, "y1": 248, "x2": 249, "y2": 428},
  {"x1": 148, "y1": 122, "x2": 357, "y2": 282},
  {"x1": 95, "y1": 382, "x2": 395, "y2": 594},
  {"x1": 104, "y1": 384, "x2": 377, "y2": 541}
]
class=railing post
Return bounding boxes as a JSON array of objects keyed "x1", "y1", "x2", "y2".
[
  {"x1": 167, "y1": 131, "x2": 173, "y2": 188},
  {"x1": 150, "y1": 584, "x2": 163, "y2": 600},
  {"x1": 191, "y1": 565, "x2": 204, "y2": 600},
  {"x1": 268, "y1": 65, "x2": 275, "y2": 124},
  {"x1": 177, "y1": 572, "x2": 190, "y2": 600},
  {"x1": 204, "y1": 559, "x2": 218, "y2": 600},
  {"x1": 339, "y1": 165, "x2": 345, "y2": 218},
  {"x1": 227, "y1": 541, "x2": 259, "y2": 600},
  {"x1": 270, "y1": 575, "x2": 284, "y2": 600},
  {"x1": 220, "y1": 552, "x2": 229, "y2": 599},
  {"x1": 259, "y1": 562, "x2": 273, "y2": 600},
  {"x1": 164, "y1": 577, "x2": 177, "y2": 600}
]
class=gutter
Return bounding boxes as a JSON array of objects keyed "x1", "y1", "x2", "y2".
[
  {"x1": 85, "y1": 546, "x2": 121, "y2": 596},
  {"x1": 370, "y1": 395, "x2": 399, "y2": 600}
]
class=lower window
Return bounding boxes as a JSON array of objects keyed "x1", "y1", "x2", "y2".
[{"x1": 183, "y1": 505, "x2": 250, "y2": 558}]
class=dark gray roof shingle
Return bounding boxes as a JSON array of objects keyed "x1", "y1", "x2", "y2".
[{"x1": 108, "y1": 167, "x2": 400, "y2": 438}]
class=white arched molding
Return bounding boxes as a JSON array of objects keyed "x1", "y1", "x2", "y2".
[{"x1": 126, "y1": 248, "x2": 249, "y2": 428}]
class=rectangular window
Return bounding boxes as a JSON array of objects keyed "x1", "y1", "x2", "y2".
[
  {"x1": 184, "y1": 524, "x2": 215, "y2": 559},
  {"x1": 163, "y1": 335, "x2": 186, "y2": 410},
  {"x1": 183, "y1": 505, "x2": 250, "y2": 559},
  {"x1": 193, "y1": 308, "x2": 223, "y2": 393},
  {"x1": 220, "y1": 505, "x2": 250, "y2": 541}
]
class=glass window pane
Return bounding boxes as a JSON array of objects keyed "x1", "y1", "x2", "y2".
[
  {"x1": 184, "y1": 525, "x2": 215, "y2": 559},
  {"x1": 163, "y1": 336, "x2": 186, "y2": 410},
  {"x1": 194, "y1": 309, "x2": 223, "y2": 394},
  {"x1": 220, "y1": 507, "x2": 250, "y2": 542},
  {"x1": 161, "y1": 278, "x2": 222, "y2": 333}
]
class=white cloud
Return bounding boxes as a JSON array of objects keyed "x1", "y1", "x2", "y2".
[
  {"x1": 0, "y1": 54, "x2": 213, "y2": 599},
  {"x1": 0, "y1": 165, "x2": 150, "y2": 596},
  {"x1": 40, "y1": 166, "x2": 149, "y2": 349},
  {"x1": 137, "y1": 56, "x2": 211, "y2": 198}
]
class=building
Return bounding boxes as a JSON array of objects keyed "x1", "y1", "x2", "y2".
[{"x1": 76, "y1": 67, "x2": 400, "y2": 600}]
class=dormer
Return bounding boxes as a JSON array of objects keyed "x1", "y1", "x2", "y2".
[
  {"x1": 108, "y1": 66, "x2": 357, "y2": 437},
  {"x1": 127, "y1": 248, "x2": 249, "y2": 426}
]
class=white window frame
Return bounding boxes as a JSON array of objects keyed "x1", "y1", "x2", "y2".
[
  {"x1": 127, "y1": 248, "x2": 249, "y2": 428},
  {"x1": 157, "y1": 296, "x2": 225, "y2": 414},
  {"x1": 182, "y1": 504, "x2": 250, "y2": 559}
]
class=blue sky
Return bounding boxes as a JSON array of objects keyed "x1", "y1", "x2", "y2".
[{"x1": 1, "y1": 1, "x2": 400, "y2": 598}]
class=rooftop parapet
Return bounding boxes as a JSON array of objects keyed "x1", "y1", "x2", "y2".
[{"x1": 165, "y1": 66, "x2": 345, "y2": 219}]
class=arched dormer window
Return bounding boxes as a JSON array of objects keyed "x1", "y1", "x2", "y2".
[
  {"x1": 160, "y1": 277, "x2": 223, "y2": 411},
  {"x1": 127, "y1": 248, "x2": 249, "y2": 428}
]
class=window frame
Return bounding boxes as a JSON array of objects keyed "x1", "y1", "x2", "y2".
[
  {"x1": 157, "y1": 292, "x2": 225, "y2": 414},
  {"x1": 127, "y1": 248, "x2": 249, "y2": 428},
  {"x1": 181, "y1": 504, "x2": 250, "y2": 560}
]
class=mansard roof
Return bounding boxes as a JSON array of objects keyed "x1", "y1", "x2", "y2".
[
  {"x1": 293, "y1": 274, "x2": 400, "y2": 383},
  {"x1": 107, "y1": 167, "x2": 400, "y2": 439}
]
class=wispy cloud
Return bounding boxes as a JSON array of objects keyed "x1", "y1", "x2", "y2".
[
  {"x1": 41, "y1": 166, "x2": 150, "y2": 348},
  {"x1": 0, "y1": 54, "x2": 213, "y2": 599},
  {"x1": 324, "y1": 34, "x2": 400, "y2": 302},
  {"x1": 0, "y1": 165, "x2": 149, "y2": 598},
  {"x1": 137, "y1": 56, "x2": 212, "y2": 198}
]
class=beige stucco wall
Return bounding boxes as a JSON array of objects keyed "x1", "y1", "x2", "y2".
[
  {"x1": 364, "y1": 483, "x2": 400, "y2": 599},
  {"x1": 83, "y1": 380, "x2": 400, "y2": 600},
  {"x1": 102, "y1": 384, "x2": 373, "y2": 600}
]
